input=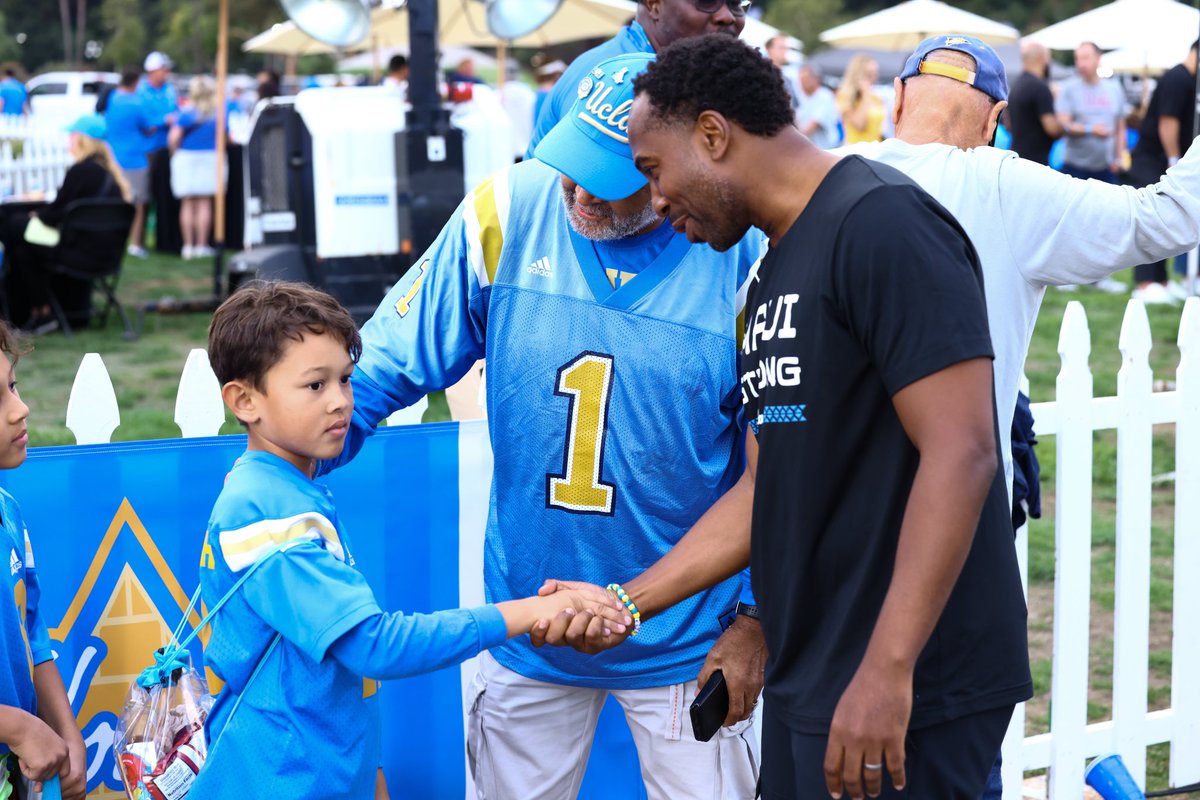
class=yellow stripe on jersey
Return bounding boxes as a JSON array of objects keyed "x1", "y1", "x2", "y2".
[
  {"x1": 473, "y1": 176, "x2": 504, "y2": 285},
  {"x1": 218, "y1": 512, "x2": 344, "y2": 572}
]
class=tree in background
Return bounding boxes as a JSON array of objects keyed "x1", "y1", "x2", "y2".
[{"x1": 100, "y1": 0, "x2": 146, "y2": 70}]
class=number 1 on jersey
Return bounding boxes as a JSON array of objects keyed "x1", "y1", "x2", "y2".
[{"x1": 547, "y1": 352, "x2": 616, "y2": 515}]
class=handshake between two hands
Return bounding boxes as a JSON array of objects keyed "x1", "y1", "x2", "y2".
[{"x1": 528, "y1": 579, "x2": 634, "y2": 654}]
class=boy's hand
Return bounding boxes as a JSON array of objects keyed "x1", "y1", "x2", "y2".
[
  {"x1": 13, "y1": 714, "x2": 70, "y2": 784},
  {"x1": 61, "y1": 735, "x2": 88, "y2": 800},
  {"x1": 529, "y1": 580, "x2": 633, "y2": 654}
]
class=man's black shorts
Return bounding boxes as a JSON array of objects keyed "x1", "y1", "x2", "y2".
[{"x1": 759, "y1": 703, "x2": 1013, "y2": 799}]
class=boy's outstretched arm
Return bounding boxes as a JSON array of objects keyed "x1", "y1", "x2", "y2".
[
  {"x1": 33, "y1": 662, "x2": 87, "y2": 800},
  {"x1": 326, "y1": 592, "x2": 630, "y2": 680}
]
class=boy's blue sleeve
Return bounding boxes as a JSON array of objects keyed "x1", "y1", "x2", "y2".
[
  {"x1": 326, "y1": 178, "x2": 497, "y2": 470},
  {"x1": 238, "y1": 542, "x2": 383, "y2": 663},
  {"x1": 23, "y1": 529, "x2": 54, "y2": 666},
  {"x1": 327, "y1": 605, "x2": 508, "y2": 680}
]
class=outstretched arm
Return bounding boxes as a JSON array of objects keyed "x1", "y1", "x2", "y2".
[{"x1": 1007, "y1": 136, "x2": 1200, "y2": 286}]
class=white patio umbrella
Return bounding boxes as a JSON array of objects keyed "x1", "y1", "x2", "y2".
[
  {"x1": 1025, "y1": 0, "x2": 1198, "y2": 52},
  {"x1": 1102, "y1": 35, "x2": 1197, "y2": 75},
  {"x1": 244, "y1": 0, "x2": 636, "y2": 54},
  {"x1": 818, "y1": 0, "x2": 1019, "y2": 51}
]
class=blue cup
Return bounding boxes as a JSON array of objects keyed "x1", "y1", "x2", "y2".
[
  {"x1": 1085, "y1": 753, "x2": 1147, "y2": 800},
  {"x1": 39, "y1": 776, "x2": 62, "y2": 800}
]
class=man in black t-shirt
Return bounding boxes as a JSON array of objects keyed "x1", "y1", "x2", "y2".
[
  {"x1": 1006, "y1": 42, "x2": 1062, "y2": 165},
  {"x1": 1128, "y1": 40, "x2": 1198, "y2": 297},
  {"x1": 624, "y1": 36, "x2": 1032, "y2": 798}
]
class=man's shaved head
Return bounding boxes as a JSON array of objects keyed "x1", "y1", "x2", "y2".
[
  {"x1": 1021, "y1": 41, "x2": 1049, "y2": 69},
  {"x1": 893, "y1": 48, "x2": 1006, "y2": 150}
]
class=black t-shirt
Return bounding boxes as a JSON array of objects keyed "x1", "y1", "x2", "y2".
[
  {"x1": 1007, "y1": 70, "x2": 1057, "y2": 165},
  {"x1": 743, "y1": 156, "x2": 1032, "y2": 733},
  {"x1": 1130, "y1": 63, "x2": 1196, "y2": 181}
]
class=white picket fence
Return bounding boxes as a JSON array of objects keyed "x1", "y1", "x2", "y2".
[
  {"x1": 59, "y1": 298, "x2": 1200, "y2": 798},
  {"x1": 0, "y1": 114, "x2": 72, "y2": 199}
]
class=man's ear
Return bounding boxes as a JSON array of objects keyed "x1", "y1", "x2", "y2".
[
  {"x1": 696, "y1": 109, "x2": 731, "y2": 161},
  {"x1": 643, "y1": 0, "x2": 662, "y2": 22},
  {"x1": 221, "y1": 380, "x2": 260, "y2": 426},
  {"x1": 985, "y1": 100, "x2": 1008, "y2": 146},
  {"x1": 891, "y1": 77, "x2": 904, "y2": 128}
]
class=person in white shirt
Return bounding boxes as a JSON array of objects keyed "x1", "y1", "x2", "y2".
[
  {"x1": 795, "y1": 64, "x2": 840, "y2": 148},
  {"x1": 842, "y1": 34, "x2": 1200, "y2": 505}
]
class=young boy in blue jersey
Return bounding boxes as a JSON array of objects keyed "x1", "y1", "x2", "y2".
[
  {"x1": 194, "y1": 282, "x2": 629, "y2": 797},
  {"x1": 0, "y1": 323, "x2": 87, "y2": 800}
]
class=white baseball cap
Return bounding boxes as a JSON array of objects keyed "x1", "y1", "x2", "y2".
[{"x1": 144, "y1": 51, "x2": 173, "y2": 72}]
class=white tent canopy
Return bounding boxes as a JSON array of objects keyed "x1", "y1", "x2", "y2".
[
  {"x1": 1024, "y1": 0, "x2": 1199, "y2": 52},
  {"x1": 244, "y1": 0, "x2": 636, "y2": 54},
  {"x1": 819, "y1": 0, "x2": 1019, "y2": 51},
  {"x1": 1102, "y1": 39, "x2": 1197, "y2": 75},
  {"x1": 246, "y1": 0, "x2": 798, "y2": 58}
]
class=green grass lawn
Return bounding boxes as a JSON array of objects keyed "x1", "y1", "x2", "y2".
[{"x1": 14, "y1": 257, "x2": 1196, "y2": 792}]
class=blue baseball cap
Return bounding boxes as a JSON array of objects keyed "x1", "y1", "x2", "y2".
[
  {"x1": 900, "y1": 34, "x2": 1008, "y2": 102},
  {"x1": 65, "y1": 113, "x2": 107, "y2": 140},
  {"x1": 534, "y1": 52, "x2": 653, "y2": 202}
]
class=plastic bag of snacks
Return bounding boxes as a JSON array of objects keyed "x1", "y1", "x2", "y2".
[
  {"x1": 113, "y1": 649, "x2": 212, "y2": 800},
  {"x1": 112, "y1": 543, "x2": 293, "y2": 800}
]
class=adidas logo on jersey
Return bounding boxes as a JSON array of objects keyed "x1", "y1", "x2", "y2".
[
  {"x1": 9, "y1": 547, "x2": 20, "y2": 576},
  {"x1": 527, "y1": 257, "x2": 552, "y2": 278}
]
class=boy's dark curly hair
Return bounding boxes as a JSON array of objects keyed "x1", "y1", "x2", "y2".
[
  {"x1": 208, "y1": 280, "x2": 362, "y2": 390},
  {"x1": 633, "y1": 34, "x2": 794, "y2": 137},
  {"x1": 0, "y1": 321, "x2": 29, "y2": 365}
]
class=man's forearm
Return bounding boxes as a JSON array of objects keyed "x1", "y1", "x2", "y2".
[
  {"x1": 1161, "y1": 116, "x2": 1182, "y2": 161},
  {"x1": 859, "y1": 443, "x2": 994, "y2": 671},
  {"x1": 622, "y1": 466, "x2": 753, "y2": 620}
]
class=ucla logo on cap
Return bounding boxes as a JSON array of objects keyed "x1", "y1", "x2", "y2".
[
  {"x1": 577, "y1": 72, "x2": 634, "y2": 144},
  {"x1": 944, "y1": 36, "x2": 969, "y2": 45},
  {"x1": 577, "y1": 76, "x2": 594, "y2": 99}
]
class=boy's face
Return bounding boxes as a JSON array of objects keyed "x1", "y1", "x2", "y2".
[
  {"x1": 0, "y1": 357, "x2": 29, "y2": 470},
  {"x1": 234, "y1": 332, "x2": 354, "y2": 476}
]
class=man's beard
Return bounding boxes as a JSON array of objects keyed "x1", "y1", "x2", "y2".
[{"x1": 562, "y1": 185, "x2": 662, "y2": 241}]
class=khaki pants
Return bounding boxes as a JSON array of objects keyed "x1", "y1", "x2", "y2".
[{"x1": 467, "y1": 651, "x2": 760, "y2": 800}]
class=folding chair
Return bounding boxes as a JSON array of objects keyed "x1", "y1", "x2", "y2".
[{"x1": 44, "y1": 198, "x2": 136, "y2": 339}]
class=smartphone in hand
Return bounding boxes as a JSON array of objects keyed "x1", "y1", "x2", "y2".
[{"x1": 690, "y1": 670, "x2": 730, "y2": 742}]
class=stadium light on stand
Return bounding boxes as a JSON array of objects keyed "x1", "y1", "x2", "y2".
[
  {"x1": 280, "y1": 0, "x2": 372, "y2": 48},
  {"x1": 484, "y1": 0, "x2": 565, "y2": 40}
]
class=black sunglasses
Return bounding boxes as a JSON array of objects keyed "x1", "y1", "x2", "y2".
[{"x1": 692, "y1": 0, "x2": 753, "y2": 16}]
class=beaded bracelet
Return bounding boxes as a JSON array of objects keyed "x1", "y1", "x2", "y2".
[{"x1": 606, "y1": 582, "x2": 641, "y2": 637}]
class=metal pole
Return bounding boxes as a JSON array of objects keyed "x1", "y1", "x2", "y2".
[
  {"x1": 213, "y1": 0, "x2": 230, "y2": 297},
  {"x1": 407, "y1": 0, "x2": 448, "y2": 132}
]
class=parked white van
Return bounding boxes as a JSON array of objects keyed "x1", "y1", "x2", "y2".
[{"x1": 27, "y1": 71, "x2": 119, "y2": 129}]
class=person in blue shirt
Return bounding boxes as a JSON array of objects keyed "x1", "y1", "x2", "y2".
[
  {"x1": 169, "y1": 75, "x2": 225, "y2": 260},
  {"x1": 0, "y1": 322, "x2": 87, "y2": 799},
  {"x1": 0, "y1": 71, "x2": 27, "y2": 117},
  {"x1": 327, "y1": 52, "x2": 765, "y2": 799},
  {"x1": 104, "y1": 68, "x2": 156, "y2": 257},
  {"x1": 137, "y1": 51, "x2": 180, "y2": 256},
  {"x1": 525, "y1": 0, "x2": 750, "y2": 157},
  {"x1": 194, "y1": 282, "x2": 627, "y2": 799}
]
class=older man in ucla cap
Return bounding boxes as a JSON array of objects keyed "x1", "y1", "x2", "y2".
[{"x1": 325, "y1": 51, "x2": 765, "y2": 799}]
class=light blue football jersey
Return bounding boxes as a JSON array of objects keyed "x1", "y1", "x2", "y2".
[
  {"x1": 343, "y1": 158, "x2": 765, "y2": 689},
  {"x1": 0, "y1": 488, "x2": 53, "y2": 756}
]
